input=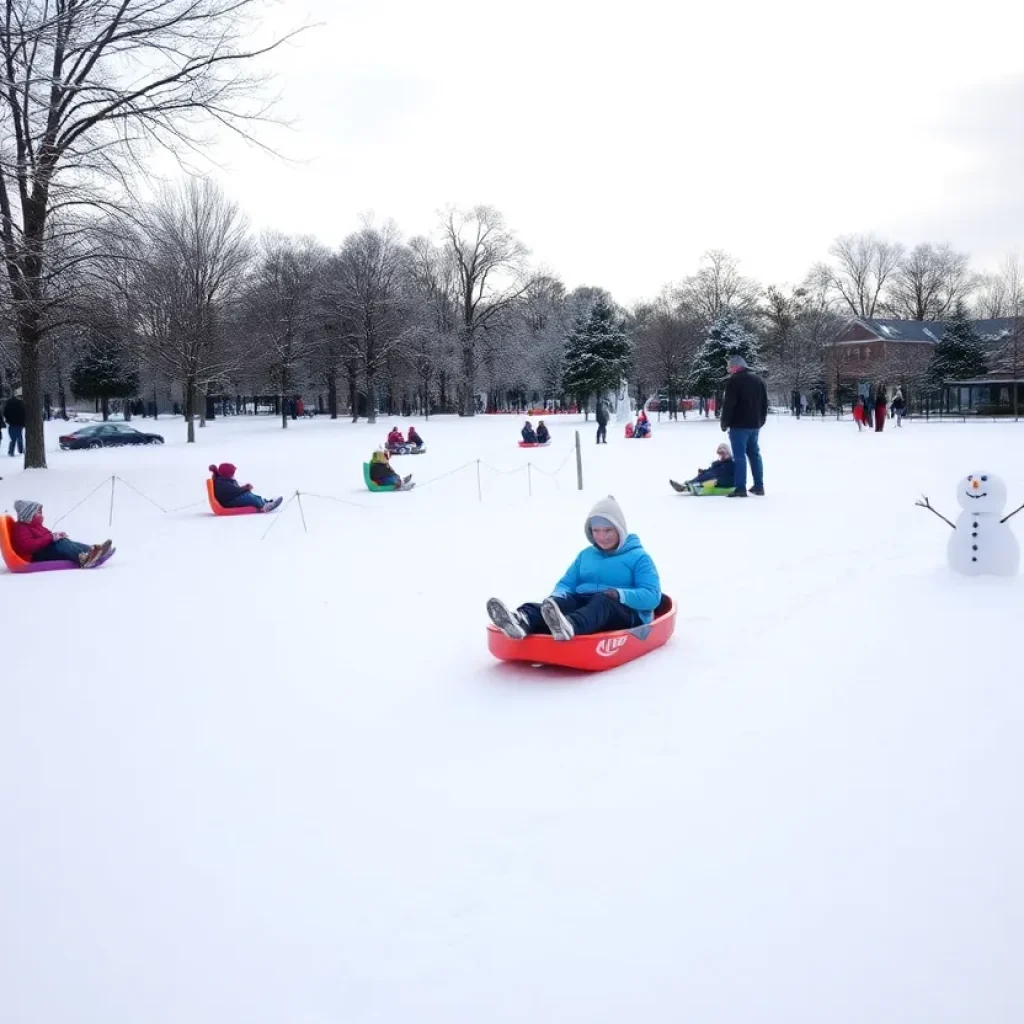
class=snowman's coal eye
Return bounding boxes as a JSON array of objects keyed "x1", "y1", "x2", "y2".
[{"x1": 982, "y1": 476, "x2": 988, "y2": 481}]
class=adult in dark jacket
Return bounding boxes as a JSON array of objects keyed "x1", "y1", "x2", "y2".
[
  {"x1": 3, "y1": 390, "x2": 26, "y2": 457},
  {"x1": 535, "y1": 420, "x2": 550, "y2": 444},
  {"x1": 595, "y1": 400, "x2": 609, "y2": 444},
  {"x1": 521, "y1": 420, "x2": 537, "y2": 444},
  {"x1": 720, "y1": 356, "x2": 767, "y2": 497},
  {"x1": 891, "y1": 388, "x2": 906, "y2": 427}
]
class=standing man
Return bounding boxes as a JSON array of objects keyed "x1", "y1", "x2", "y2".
[
  {"x1": 595, "y1": 399, "x2": 609, "y2": 444},
  {"x1": 720, "y1": 356, "x2": 767, "y2": 498},
  {"x1": 3, "y1": 387, "x2": 26, "y2": 458}
]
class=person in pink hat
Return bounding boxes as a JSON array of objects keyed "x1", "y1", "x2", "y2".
[{"x1": 209, "y1": 463, "x2": 282, "y2": 512}]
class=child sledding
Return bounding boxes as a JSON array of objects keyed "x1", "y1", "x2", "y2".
[
  {"x1": 670, "y1": 442, "x2": 736, "y2": 495},
  {"x1": 209, "y1": 464, "x2": 283, "y2": 513},
  {"x1": 9, "y1": 500, "x2": 113, "y2": 569},
  {"x1": 519, "y1": 419, "x2": 551, "y2": 447},
  {"x1": 365, "y1": 449, "x2": 415, "y2": 491},
  {"x1": 625, "y1": 411, "x2": 651, "y2": 438},
  {"x1": 487, "y1": 496, "x2": 661, "y2": 642},
  {"x1": 385, "y1": 426, "x2": 426, "y2": 454}
]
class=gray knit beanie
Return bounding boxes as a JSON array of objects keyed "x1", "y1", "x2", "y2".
[{"x1": 14, "y1": 500, "x2": 42, "y2": 523}]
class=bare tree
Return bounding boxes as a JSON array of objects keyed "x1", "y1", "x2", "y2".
[
  {"x1": 324, "y1": 219, "x2": 408, "y2": 425},
  {"x1": 825, "y1": 234, "x2": 905, "y2": 319},
  {"x1": 135, "y1": 179, "x2": 252, "y2": 442},
  {"x1": 0, "y1": 0, "x2": 305, "y2": 467},
  {"x1": 244, "y1": 233, "x2": 326, "y2": 428},
  {"x1": 674, "y1": 250, "x2": 760, "y2": 326},
  {"x1": 440, "y1": 206, "x2": 531, "y2": 416},
  {"x1": 883, "y1": 243, "x2": 976, "y2": 321},
  {"x1": 990, "y1": 256, "x2": 1024, "y2": 421}
]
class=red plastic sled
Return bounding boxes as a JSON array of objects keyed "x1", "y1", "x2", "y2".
[
  {"x1": 206, "y1": 478, "x2": 260, "y2": 516},
  {"x1": 0, "y1": 515, "x2": 79, "y2": 572},
  {"x1": 487, "y1": 595, "x2": 676, "y2": 672},
  {"x1": 518, "y1": 441, "x2": 552, "y2": 448}
]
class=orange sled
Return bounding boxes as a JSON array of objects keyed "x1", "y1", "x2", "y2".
[
  {"x1": 206, "y1": 478, "x2": 260, "y2": 516},
  {"x1": 487, "y1": 595, "x2": 676, "y2": 672}
]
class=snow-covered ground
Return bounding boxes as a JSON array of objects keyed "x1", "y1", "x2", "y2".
[{"x1": 2, "y1": 411, "x2": 1023, "y2": 1024}]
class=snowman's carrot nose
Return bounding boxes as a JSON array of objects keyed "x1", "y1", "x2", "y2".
[{"x1": 972, "y1": 479, "x2": 981, "y2": 489}]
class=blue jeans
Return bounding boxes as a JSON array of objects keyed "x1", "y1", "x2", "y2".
[
  {"x1": 728, "y1": 428, "x2": 763, "y2": 491},
  {"x1": 7, "y1": 424, "x2": 24, "y2": 455},
  {"x1": 228, "y1": 492, "x2": 266, "y2": 509},
  {"x1": 518, "y1": 593, "x2": 638, "y2": 636},
  {"x1": 32, "y1": 538, "x2": 90, "y2": 563}
]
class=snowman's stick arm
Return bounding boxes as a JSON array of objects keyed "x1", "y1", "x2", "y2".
[
  {"x1": 1001, "y1": 502, "x2": 1024, "y2": 524},
  {"x1": 915, "y1": 496, "x2": 955, "y2": 529}
]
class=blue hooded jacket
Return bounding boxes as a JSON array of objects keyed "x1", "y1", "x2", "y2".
[{"x1": 551, "y1": 495, "x2": 662, "y2": 623}]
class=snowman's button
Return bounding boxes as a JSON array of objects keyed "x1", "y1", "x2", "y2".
[
  {"x1": 973, "y1": 545, "x2": 978, "y2": 550},
  {"x1": 972, "y1": 557, "x2": 978, "y2": 562}
]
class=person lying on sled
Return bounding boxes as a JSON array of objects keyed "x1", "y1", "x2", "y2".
[
  {"x1": 486, "y1": 496, "x2": 661, "y2": 641},
  {"x1": 672, "y1": 442, "x2": 735, "y2": 492},
  {"x1": 209, "y1": 463, "x2": 283, "y2": 512},
  {"x1": 521, "y1": 420, "x2": 538, "y2": 444},
  {"x1": 369, "y1": 449, "x2": 414, "y2": 489}
]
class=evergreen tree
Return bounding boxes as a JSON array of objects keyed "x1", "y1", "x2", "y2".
[
  {"x1": 71, "y1": 333, "x2": 140, "y2": 420},
  {"x1": 561, "y1": 298, "x2": 632, "y2": 415},
  {"x1": 929, "y1": 301, "x2": 988, "y2": 390},
  {"x1": 688, "y1": 311, "x2": 761, "y2": 402}
]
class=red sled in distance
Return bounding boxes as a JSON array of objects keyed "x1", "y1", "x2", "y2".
[
  {"x1": 487, "y1": 595, "x2": 676, "y2": 672},
  {"x1": 518, "y1": 441, "x2": 552, "y2": 448}
]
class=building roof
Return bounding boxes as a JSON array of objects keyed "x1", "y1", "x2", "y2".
[{"x1": 837, "y1": 316, "x2": 1022, "y2": 347}]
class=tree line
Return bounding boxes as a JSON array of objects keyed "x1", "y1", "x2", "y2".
[{"x1": 2, "y1": 2, "x2": 1023, "y2": 469}]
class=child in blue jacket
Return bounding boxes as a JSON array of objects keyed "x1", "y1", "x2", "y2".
[{"x1": 487, "y1": 495, "x2": 662, "y2": 640}]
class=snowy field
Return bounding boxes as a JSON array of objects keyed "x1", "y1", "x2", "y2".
[{"x1": 2, "y1": 411, "x2": 1023, "y2": 1024}]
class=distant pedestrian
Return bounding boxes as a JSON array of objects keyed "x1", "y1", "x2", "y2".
[
  {"x1": 595, "y1": 400, "x2": 609, "y2": 444},
  {"x1": 3, "y1": 388, "x2": 26, "y2": 457},
  {"x1": 891, "y1": 388, "x2": 906, "y2": 427},
  {"x1": 853, "y1": 397, "x2": 867, "y2": 431},
  {"x1": 720, "y1": 356, "x2": 767, "y2": 498},
  {"x1": 875, "y1": 392, "x2": 887, "y2": 432}
]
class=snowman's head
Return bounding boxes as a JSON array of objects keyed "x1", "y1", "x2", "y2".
[{"x1": 956, "y1": 472, "x2": 1008, "y2": 514}]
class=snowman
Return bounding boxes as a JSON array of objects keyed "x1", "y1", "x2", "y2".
[{"x1": 917, "y1": 472, "x2": 1024, "y2": 576}]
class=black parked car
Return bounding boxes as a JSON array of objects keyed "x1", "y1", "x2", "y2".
[{"x1": 59, "y1": 423, "x2": 165, "y2": 450}]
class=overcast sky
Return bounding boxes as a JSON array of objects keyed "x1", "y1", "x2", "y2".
[{"x1": 198, "y1": 0, "x2": 1024, "y2": 303}]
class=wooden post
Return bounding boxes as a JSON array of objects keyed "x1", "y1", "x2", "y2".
[
  {"x1": 108, "y1": 475, "x2": 116, "y2": 526},
  {"x1": 575, "y1": 431, "x2": 583, "y2": 491},
  {"x1": 476, "y1": 459, "x2": 482, "y2": 502},
  {"x1": 527, "y1": 462, "x2": 532, "y2": 497},
  {"x1": 296, "y1": 490, "x2": 308, "y2": 533}
]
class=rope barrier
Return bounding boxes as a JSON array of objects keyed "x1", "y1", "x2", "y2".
[{"x1": 39, "y1": 444, "x2": 586, "y2": 537}]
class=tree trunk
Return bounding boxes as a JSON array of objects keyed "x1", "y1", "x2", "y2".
[
  {"x1": 367, "y1": 380, "x2": 377, "y2": 424},
  {"x1": 18, "y1": 330, "x2": 47, "y2": 468},
  {"x1": 460, "y1": 335, "x2": 477, "y2": 417},
  {"x1": 124, "y1": 400, "x2": 132, "y2": 422},
  {"x1": 327, "y1": 372, "x2": 338, "y2": 419},
  {"x1": 185, "y1": 378, "x2": 196, "y2": 443},
  {"x1": 101, "y1": 396, "x2": 110, "y2": 420}
]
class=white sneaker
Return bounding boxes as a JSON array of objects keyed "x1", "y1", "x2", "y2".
[
  {"x1": 486, "y1": 598, "x2": 527, "y2": 640},
  {"x1": 541, "y1": 598, "x2": 575, "y2": 641}
]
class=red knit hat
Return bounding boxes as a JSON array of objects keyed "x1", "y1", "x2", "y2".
[{"x1": 209, "y1": 462, "x2": 237, "y2": 478}]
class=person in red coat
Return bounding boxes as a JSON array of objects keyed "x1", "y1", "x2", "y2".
[
  {"x1": 11, "y1": 500, "x2": 111, "y2": 567},
  {"x1": 853, "y1": 397, "x2": 867, "y2": 431},
  {"x1": 387, "y1": 426, "x2": 405, "y2": 447}
]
